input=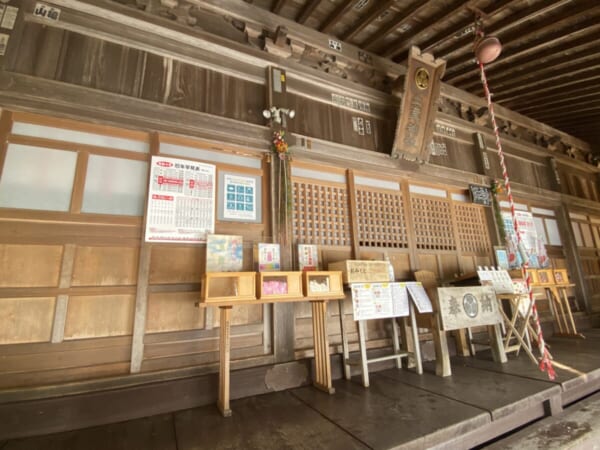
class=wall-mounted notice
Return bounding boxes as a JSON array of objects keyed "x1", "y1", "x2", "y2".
[
  {"x1": 405, "y1": 282, "x2": 433, "y2": 313},
  {"x1": 351, "y1": 282, "x2": 409, "y2": 321},
  {"x1": 223, "y1": 173, "x2": 256, "y2": 221},
  {"x1": 145, "y1": 156, "x2": 215, "y2": 243}
]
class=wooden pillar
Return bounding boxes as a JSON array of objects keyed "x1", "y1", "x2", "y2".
[
  {"x1": 217, "y1": 306, "x2": 232, "y2": 417},
  {"x1": 266, "y1": 66, "x2": 295, "y2": 362},
  {"x1": 556, "y1": 203, "x2": 591, "y2": 313}
]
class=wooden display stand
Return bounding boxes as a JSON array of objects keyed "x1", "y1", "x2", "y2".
[
  {"x1": 529, "y1": 269, "x2": 583, "y2": 339},
  {"x1": 201, "y1": 272, "x2": 256, "y2": 304},
  {"x1": 200, "y1": 271, "x2": 345, "y2": 416},
  {"x1": 302, "y1": 271, "x2": 344, "y2": 299},
  {"x1": 257, "y1": 271, "x2": 303, "y2": 300}
]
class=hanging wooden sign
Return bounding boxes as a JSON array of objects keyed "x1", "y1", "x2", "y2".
[
  {"x1": 391, "y1": 47, "x2": 446, "y2": 162},
  {"x1": 469, "y1": 184, "x2": 492, "y2": 206}
]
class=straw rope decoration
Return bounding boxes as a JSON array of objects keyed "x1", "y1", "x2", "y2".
[{"x1": 474, "y1": 18, "x2": 556, "y2": 380}]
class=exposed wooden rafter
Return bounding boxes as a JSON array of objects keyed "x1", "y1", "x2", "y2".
[
  {"x1": 319, "y1": 0, "x2": 355, "y2": 34},
  {"x1": 271, "y1": 0, "x2": 286, "y2": 15},
  {"x1": 341, "y1": 0, "x2": 396, "y2": 42},
  {"x1": 296, "y1": 0, "x2": 321, "y2": 24}
]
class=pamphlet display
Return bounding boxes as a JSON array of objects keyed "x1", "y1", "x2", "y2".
[
  {"x1": 351, "y1": 282, "x2": 432, "y2": 321},
  {"x1": 206, "y1": 234, "x2": 244, "y2": 272},
  {"x1": 254, "y1": 243, "x2": 281, "y2": 271},
  {"x1": 145, "y1": 156, "x2": 216, "y2": 243},
  {"x1": 298, "y1": 244, "x2": 319, "y2": 271}
]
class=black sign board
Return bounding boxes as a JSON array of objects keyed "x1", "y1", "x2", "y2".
[{"x1": 469, "y1": 184, "x2": 492, "y2": 207}]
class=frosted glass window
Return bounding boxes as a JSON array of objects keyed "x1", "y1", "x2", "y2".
[
  {"x1": 533, "y1": 217, "x2": 547, "y2": 245},
  {"x1": 545, "y1": 219, "x2": 562, "y2": 246},
  {"x1": 571, "y1": 222, "x2": 583, "y2": 247},
  {"x1": 0, "y1": 144, "x2": 76, "y2": 211},
  {"x1": 81, "y1": 155, "x2": 148, "y2": 216},
  {"x1": 580, "y1": 223, "x2": 594, "y2": 248},
  {"x1": 12, "y1": 122, "x2": 149, "y2": 153}
]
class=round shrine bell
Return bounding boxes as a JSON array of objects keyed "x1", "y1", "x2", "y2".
[{"x1": 474, "y1": 36, "x2": 502, "y2": 64}]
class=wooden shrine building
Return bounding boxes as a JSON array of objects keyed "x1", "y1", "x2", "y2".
[{"x1": 1, "y1": 0, "x2": 600, "y2": 443}]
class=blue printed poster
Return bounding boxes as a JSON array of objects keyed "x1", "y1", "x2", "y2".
[{"x1": 223, "y1": 174, "x2": 256, "y2": 221}]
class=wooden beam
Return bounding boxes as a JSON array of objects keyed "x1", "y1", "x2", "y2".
[
  {"x1": 363, "y1": 0, "x2": 433, "y2": 52},
  {"x1": 496, "y1": 70, "x2": 600, "y2": 104},
  {"x1": 438, "y1": 0, "x2": 575, "y2": 65},
  {"x1": 503, "y1": 84, "x2": 600, "y2": 111},
  {"x1": 341, "y1": 0, "x2": 395, "y2": 42},
  {"x1": 419, "y1": 0, "x2": 518, "y2": 57},
  {"x1": 319, "y1": 0, "x2": 354, "y2": 34},
  {"x1": 443, "y1": 5, "x2": 600, "y2": 80},
  {"x1": 384, "y1": 0, "x2": 479, "y2": 60},
  {"x1": 528, "y1": 103, "x2": 600, "y2": 122},
  {"x1": 296, "y1": 0, "x2": 321, "y2": 25},
  {"x1": 458, "y1": 34, "x2": 600, "y2": 91},
  {"x1": 484, "y1": 64, "x2": 600, "y2": 103},
  {"x1": 518, "y1": 92, "x2": 600, "y2": 116},
  {"x1": 271, "y1": 0, "x2": 286, "y2": 15}
]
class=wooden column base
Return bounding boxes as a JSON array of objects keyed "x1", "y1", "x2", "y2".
[
  {"x1": 218, "y1": 306, "x2": 232, "y2": 417},
  {"x1": 311, "y1": 300, "x2": 335, "y2": 394}
]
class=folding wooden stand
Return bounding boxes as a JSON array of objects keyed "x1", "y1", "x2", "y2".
[
  {"x1": 495, "y1": 293, "x2": 538, "y2": 365},
  {"x1": 338, "y1": 300, "x2": 423, "y2": 387}
]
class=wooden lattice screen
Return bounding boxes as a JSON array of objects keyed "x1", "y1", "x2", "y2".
[
  {"x1": 356, "y1": 188, "x2": 408, "y2": 248},
  {"x1": 454, "y1": 203, "x2": 492, "y2": 254},
  {"x1": 410, "y1": 196, "x2": 456, "y2": 251},
  {"x1": 293, "y1": 180, "x2": 351, "y2": 246}
]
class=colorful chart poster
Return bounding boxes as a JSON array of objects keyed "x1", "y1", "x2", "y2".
[
  {"x1": 223, "y1": 174, "x2": 256, "y2": 221},
  {"x1": 145, "y1": 156, "x2": 215, "y2": 243},
  {"x1": 502, "y1": 211, "x2": 549, "y2": 269},
  {"x1": 206, "y1": 234, "x2": 244, "y2": 272}
]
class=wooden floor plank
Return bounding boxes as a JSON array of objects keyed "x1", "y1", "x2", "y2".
[
  {"x1": 291, "y1": 376, "x2": 490, "y2": 449},
  {"x1": 173, "y1": 391, "x2": 368, "y2": 450},
  {"x1": 2, "y1": 413, "x2": 176, "y2": 450},
  {"x1": 377, "y1": 362, "x2": 561, "y2": 420}
]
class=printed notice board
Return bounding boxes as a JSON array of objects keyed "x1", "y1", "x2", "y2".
[
  {"x1": 351, "y1": 282, "x2": 410, "y2": 321},
  {"x1": 145, "y1": 156, "x2": 215, "y2": 243}
]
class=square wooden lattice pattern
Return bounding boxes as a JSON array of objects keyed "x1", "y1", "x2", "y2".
[
  {"x1": 410, "y1": 196, "x2": 456, "y2": 251},
  {"x1": 454, "y1": 203, "x2": 492, "y2": 254},
  {"x1": 356, "y1": 189, "x2": 408, "y2": 248},
  {"x1": 293, "y1": 181, "x2": 351, "y2": 246}
]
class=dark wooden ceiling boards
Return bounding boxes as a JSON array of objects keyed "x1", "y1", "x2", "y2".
[{"x1": 254, "y1": 0, "x2": 600, "y2": 149}]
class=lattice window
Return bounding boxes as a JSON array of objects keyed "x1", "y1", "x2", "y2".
[
  {"x1": 454, "y1": 203, "x2": 492, "y2": 254},
  {"x1": 293, "y1": 181, "x2": 351, "y2": 246},
  {"x1": 356, "y1": 188, "x2": 408, "y2": 248},
  {"x1": 410, "y1": 196, "x2": 456, "y2": 251}
]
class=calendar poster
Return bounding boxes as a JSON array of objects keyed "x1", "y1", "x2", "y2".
[{"x1": 145, "y1": 156, "x2": 215, "y2": 243}]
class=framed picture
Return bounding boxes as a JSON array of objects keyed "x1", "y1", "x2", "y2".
[
  {"x1": 494, "y1": 246, "x2": 509, "y2": 270},
  {"x1": 527, "y1": 269, "x2": 540, "y2": 285},
  {"x1": 553, "y1": 269, "x2": 568, "y2": 285},
  {"x1": 537, "y1": 269, "x2": 554, "y2": 285}
]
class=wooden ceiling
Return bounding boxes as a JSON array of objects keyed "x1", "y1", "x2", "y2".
[{"x1": 249, "y1": 0, "x2": 600, "y2": 149}]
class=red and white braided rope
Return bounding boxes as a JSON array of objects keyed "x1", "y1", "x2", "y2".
[{"x1": 477, "y1": 59, "x2": 556, "y2": 380}]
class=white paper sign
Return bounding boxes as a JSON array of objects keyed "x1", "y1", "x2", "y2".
[
  {"x1": 145, "y1": 156, "x2": 215, "y2": 243},
  {"x1": 1, "y1": 5, "x2": 18, "y2": 30},
  {"x1": 351, "y1": 282, "x2": 409, "y2": 321},
  {"x1": 405, "y1": 282, "x2": 433, "y2": 313},
  {"x1": 477, "y1": 268, "x2": 515, "y2": 294}
]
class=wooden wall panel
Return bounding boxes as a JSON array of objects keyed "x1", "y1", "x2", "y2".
[
  {"x1": 460, "y1": 256, "x2": 477, "y2": 274},
  {"x1": 140, "y1": 53, "x2": 167, "y2": 103},
  {"x1": 71, "y1": 246, "x2": 139, "y2": 286},
  {"x1": 168, "y1": 61, "x2": 208, "y2": 112},
  {"x1": 146, "y1": 291, "x2": 204, "y2": 333},
  {"x1": 440, "y1": 254, "x2": 460, "y2": 279},
  {"x1": 417, "y1": 254, "x2": 439, "y2": 276},
  {"x1": 0, "y1": 244, "x2": 63, "y2": 287},
  {"x1": 213, "y1": 304, "x2": 263, "y2": 327},
  {"x1": 149, "y1": 246, "x2": 204, "y2": 284},
  {"x1": 0, "y1": 297, "x2": 55, "y2": 344},
  {"x1": 64, "y1": 294, "x2": 135, "y2": 339},
  {"x1": 205, "y1": 70, "x2": 264, "y2": 124}
]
